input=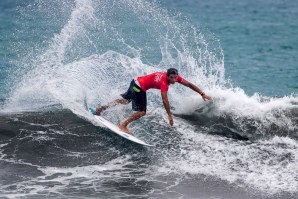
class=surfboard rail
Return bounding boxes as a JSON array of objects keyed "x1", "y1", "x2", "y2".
[{"x1": 89, "y1": 108, "x2": 153, "y2": 147}]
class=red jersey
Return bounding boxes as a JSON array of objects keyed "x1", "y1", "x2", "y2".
[{"x1": 137, "y1": 72, "x2": 184, "y2": 92}]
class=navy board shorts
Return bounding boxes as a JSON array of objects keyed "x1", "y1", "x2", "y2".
[{"x1": 121, "y1": 79, "x2": 147, "y2": 112}]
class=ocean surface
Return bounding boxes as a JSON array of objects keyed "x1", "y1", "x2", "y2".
[{"x1": 0, "y1": 0, "x2": 297, "y2": 198}]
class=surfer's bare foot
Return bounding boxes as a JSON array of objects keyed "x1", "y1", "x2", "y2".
[
  {"x1": 95, "y1": 106, "x2": 107, "y2": 115},
  {"x1": 119, "y1": 123, "x2": 132, "y2": 135}
]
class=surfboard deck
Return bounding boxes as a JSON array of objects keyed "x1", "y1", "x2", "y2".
[{"x1": 89, "y1": 108, "x2": 153, "y2": 147}]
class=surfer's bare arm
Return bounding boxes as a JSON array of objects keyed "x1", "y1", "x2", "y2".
[
  {"x1": 180, "y1": 79, "x2": 212, "y2": 101},
  {"x1": 161, "y1": 92, "x2": 174, "y2": 126}
]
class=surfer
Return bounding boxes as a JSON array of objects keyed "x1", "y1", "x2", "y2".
[{"x1": 95, "y1": 68, "x2": 212, "y2": 134}]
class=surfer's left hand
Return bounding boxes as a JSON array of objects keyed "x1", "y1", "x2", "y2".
[{"x1": 202, "y1": 94, "x2": 212, "y2": 101}]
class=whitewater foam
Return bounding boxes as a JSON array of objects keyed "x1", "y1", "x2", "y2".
[{"x1": 1, "y1": 0, "x2": 297, "y2": 197}]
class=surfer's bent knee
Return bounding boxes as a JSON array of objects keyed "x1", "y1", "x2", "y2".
[{"x1": 139, "y1": 111, "x2": 146, "y2": 116}]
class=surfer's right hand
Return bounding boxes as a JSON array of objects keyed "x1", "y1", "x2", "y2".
[{"x1": 168, "y1": 113, "x2": 174, "y2": 126}]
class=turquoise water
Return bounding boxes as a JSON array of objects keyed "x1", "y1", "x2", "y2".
[
  {"x1": 162, "y1": 0, "x2": 298, "y2": 96},
  {"x1": 1, "y1": 0, "x2": 297, "y2": 98},
  {"x1": 0, "y1": 0, "x2": 297, "y2": 198}
]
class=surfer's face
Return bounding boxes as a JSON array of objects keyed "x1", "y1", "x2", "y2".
[{"x1": 167, "y1": 74, "x2": 178, "y2": 84}]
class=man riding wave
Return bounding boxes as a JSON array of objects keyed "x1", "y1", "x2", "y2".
[{"x1": 94, "y1": 68, "x2": 212, "y2": 134}]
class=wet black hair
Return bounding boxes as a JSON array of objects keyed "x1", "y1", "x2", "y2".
[{"x1": 167, "y1": 68, "x2": 178, "y2": 76}]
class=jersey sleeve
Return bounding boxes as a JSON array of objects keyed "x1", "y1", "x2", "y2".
[
  {"x1": 177, "y1": 75, "x2": 184, "y2": 83},
  {"x1": 160, "y1": 82, "x2": 169, "y2": 92}
]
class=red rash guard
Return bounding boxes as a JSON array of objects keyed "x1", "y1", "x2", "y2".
[{"x1": 137, "y1": 72, "x2": 184, "y2": 92}]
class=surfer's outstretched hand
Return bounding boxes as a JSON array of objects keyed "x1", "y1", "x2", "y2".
[{"x1": 202, "y1": 94, "x2": 212, "y2": 101}]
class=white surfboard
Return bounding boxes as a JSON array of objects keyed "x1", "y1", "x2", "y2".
[{"x1": 89, "y1": 108, "x2": 153, "y2": 147}]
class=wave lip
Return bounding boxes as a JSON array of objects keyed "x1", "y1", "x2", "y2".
[{"x1": 175, "y1": 88, "x2": 298, "y2": 140}]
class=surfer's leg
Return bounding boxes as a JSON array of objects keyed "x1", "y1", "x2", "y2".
[
  {"x1": 119, "y1": 81, "x2": 147, "y2": 134},
  {"x1": 95, "y1": 99, "x2": 129, "y2": 115},
  {"x1": 96, "y1": 80, "x2": 135, "y2": 115},
  {"x1": 108, "y1": 98, "x2": 130, "y2": 106},
  {"x1": 119, "y1": 111, "x2": 146, "y2": 134}
]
